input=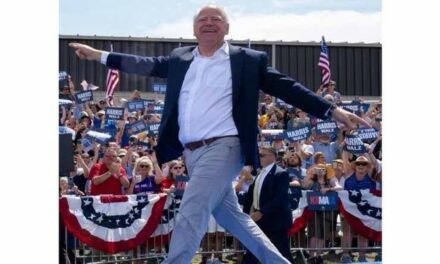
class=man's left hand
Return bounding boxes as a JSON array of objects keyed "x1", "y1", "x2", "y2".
[
  {"x1": 251, "y1": 211, "x2": 263, "y2": 222},
  {"x1": 332, "y1": 107, "x2": 371, "y2": 130}
]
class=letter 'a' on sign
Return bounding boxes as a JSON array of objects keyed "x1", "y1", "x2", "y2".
[{"x1": 306, "y1": 191, "x2": 338, "y2": 211}]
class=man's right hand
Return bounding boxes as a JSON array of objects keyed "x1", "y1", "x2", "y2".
[{"x1": 69, "y1": 43, "x2": 103, "y2": 61}]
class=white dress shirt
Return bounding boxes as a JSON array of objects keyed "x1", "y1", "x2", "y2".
[
  {"x1": 178, "y1": 41, "x2": 238, "y2": 145},
  {"x1": 100, "y1": 42, "x2": 238, "y2": 145},
  {"x1": 253, "y1": 162, "x2": 275, "y2": 210}
]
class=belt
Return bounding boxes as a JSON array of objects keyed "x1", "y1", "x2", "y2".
[{"x1": 185, "y1": 135, "x2": 238, "y2": 151}]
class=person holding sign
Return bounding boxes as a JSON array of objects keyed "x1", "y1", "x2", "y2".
[
  {"x1": 301, "y1": 164, "x2": 342, "y2": 264},
  {"x1": 69, "y1": 5, "x2": 369, "y2": 263}
]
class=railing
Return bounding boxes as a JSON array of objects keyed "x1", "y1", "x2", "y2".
[{"x1": 60, "y1": 192, "x2": 382, "y2": 263}]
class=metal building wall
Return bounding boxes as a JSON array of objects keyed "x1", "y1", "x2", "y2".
[{"x1": 60, "y1": 35, "x2": 381, "y2": 96}]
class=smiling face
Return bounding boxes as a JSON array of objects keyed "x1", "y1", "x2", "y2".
[{"x1": 193, "y1": 6, "x2": 229, "y2": 48}]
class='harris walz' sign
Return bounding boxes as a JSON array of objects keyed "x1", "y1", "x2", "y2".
[
  {"x1": 306, "y1": 191, "x2": 338, "y2": 211},
  {"x1": 315, "y1": 121, "x2": 339, "y2": 136},
  {"x1": 127, "y1": 100, "x2": 146, "y2": 112},
  {"x1": 344, "y1": 134, "x2": 367, "y2": 155},
  {"x1": 284, "y1": 125, "x2": 312, "y2": 142},
  {"x1": 127, "y1": 120, "x2": 147, "y2": 136},
  {"x1": 174, "y1": 175, "x2": 189, "y2": 197},
  {"x1": 74, "y1": 90, "x2": 93, "y2": 104},
  {"x1": 341, "y1": 102, "x2": 361, "y2": 116},
  {"x1": 147, "y1": 122, "x2": 161, "y2": 135},
  {"x1": 356, "y1": 128, "x2": 378, "y2": 142},
  {"x1": 105, "y1": 107, "x2": 125, "y2": 120}
]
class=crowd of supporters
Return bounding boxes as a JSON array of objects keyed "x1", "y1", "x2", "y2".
[{"x1": 59, "y1": 75, "x2": 382, "y2": 264}]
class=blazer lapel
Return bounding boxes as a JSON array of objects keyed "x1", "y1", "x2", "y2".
[{"x1": 229, "y1": 44, "x2": 243, "y2": 108}]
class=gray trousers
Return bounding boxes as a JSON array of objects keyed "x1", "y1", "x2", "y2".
[{"x1": 162, "y1": 137, "x2": 290, "y2": 264}]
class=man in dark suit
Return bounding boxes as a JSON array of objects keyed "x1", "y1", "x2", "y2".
[
  {"x1": 242, "y1": 146, "x2": 294, "y2": 263},
  {"x1": 70, "y1": 5, "x2": 369, "y2": 264}
]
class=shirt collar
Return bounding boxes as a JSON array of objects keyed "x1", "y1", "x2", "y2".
[
  {"x1": 262, "y1": 162, "x2": 275, "y2": 172},
  {"x1": 192, "y1": 41, "x2": 229, "y2": 57}
]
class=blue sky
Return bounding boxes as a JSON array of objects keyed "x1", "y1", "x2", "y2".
[{"x1": 60, "y1": 0, "x2": 381, "y2": 43}]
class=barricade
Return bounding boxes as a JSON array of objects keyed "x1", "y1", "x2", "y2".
[{"x1": 60, "y1": 191, "x2": 381, "y2": 263}]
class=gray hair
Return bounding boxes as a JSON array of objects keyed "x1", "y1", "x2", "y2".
[{"x1": 193, "y1": 5, "x2": 229, "y2": 24}]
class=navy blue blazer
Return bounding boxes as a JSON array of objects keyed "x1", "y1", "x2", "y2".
[
  {"x1": 106, "y1": 44, "x2": 332, "y2": 166},
  {"x1": 243, "y1": 164, "x2": 292, "y2": 231}
]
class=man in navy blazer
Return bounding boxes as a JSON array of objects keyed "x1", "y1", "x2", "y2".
[
  {"x1": 242, "y1": 146, "x2": 294, "y2": 263},
  {"x1": 70, "y1": 5, "x2": 369, "y2": 264}
]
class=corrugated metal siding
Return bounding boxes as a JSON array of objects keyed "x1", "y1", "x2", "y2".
[{"x1": 60, "y1": 36, "x2": 381, "y2": 96}]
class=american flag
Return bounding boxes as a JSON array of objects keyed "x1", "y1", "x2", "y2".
[
  {"x1": 106, "y1": 44, "x2": 120, "y2": 106},
  {"x1": 318, "y1": 36, "x2": 331, "y2": 87}
]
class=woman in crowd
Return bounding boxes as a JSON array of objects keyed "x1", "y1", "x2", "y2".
[
  {"x1": 127, "y1": 156, "x2": 163, "y2": 195},
  {"x1": 301, "y1": 164, "x2": 342, "y2": 264}
]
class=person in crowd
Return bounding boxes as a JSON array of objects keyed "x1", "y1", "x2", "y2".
[
  {"x1": 339, "y1": 152, "x2": 379, "y2": 263},
  {"x1": 69, "y1": 4, "x2": 369, "y2": 263},
  {"x1": 161, "y1": 160, "x2": 186, "y2": 195},
  {"x1": 293, "y1": 108, "x2": 311, "y2": 128},
  {"x1": 301, "y1": 164, "x2": 342, "y2": 264},
  {"x1": 266, "y1": 112, "x2": 284, "y2": 129},
  {"x1": 312, "y1": 133, "x2": 340, "y2": 164},
  {"x1": 242, "y1": 146, "x2": 294, "y2": 263},
  {"x1": 88, "y1": 148, "x2": 130, "y2": 195},
  {"x1": 317, "y1": 80, "x2": 342, "y2": 105},
  {"x1": 127, "y1": 156, "x2": 163, "y2": 194}
]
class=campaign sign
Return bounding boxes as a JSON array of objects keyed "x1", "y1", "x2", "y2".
[
  {"x1": 85, "y1": 130, "x2": 112, "y2": 145},
  {"x1": 315, "y1": 121, "x2": 339, "y2": 136},
  {"x1": 361, "y1": 103, "x2": 370, "y2": 113},
  {"x1": 147, "y1": 122, "x2": 161, "y2": 135},
  {"x1": 356, "y1": 128, "x2": 378, "y2": 142},
  {"x1": 74, "y1": 90, "x2": 93, "y2": 104},
  {"x1": 284, "y1": 125, "x2": 312, "y2": 142},
  {"x1": 153, "y1": 105, "x2": 164, "y2": 114},
  {"x1": 344, "y1": 134, "x2": 367, "y2": 155},
  {"x1": 257, "y1": 141, "x2": 271, "y2": 147},
  {"x1": 128, "y1": 120, "x2": 147, "y2": 136},
  {"x1": 127, "y1": 100, "x2": 145, "y2": 112},
  {"x1": 105, "y1": 107, "x2": 125, "y2": 120},
  {"x1": 153, "y1": 83, "x2": 167, "y2": 93},
  {"x1": 306, "y1": 191, "x2": 338, "y2": 211},
  {"x1": 341, "y1": 102, "x2": 361, "y2": 116},
  {"x1": 81, "y1": 136, "x2": 94, "y2": 152},
  {"x1": 175, "y1": 175, "x2": 189, "y2": 197}
]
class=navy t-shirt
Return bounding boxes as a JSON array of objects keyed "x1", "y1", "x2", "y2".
[
  {"x1": 132, "y1": 176, "x2": 160, "y2": 194},
  {"x1": 344, "y1": 173, "x2": 377, "y2": 190}
]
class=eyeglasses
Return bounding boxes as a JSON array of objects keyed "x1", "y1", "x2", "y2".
[
  {"x1": 173, "y1": 166, "x2": 183, "y2": 170},
  {"x1": 139, "y1": 164, "x2": 150, "y2": 168},
  {"x1": 356, "y1": 162, "x2": 369, "y2": 166}
]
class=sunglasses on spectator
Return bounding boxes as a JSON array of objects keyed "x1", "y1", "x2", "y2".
[
  {"x1": 356, "y1": 162, "x2": 369, "y2": 166},
  {"x1": 139, "y1": 164, "x2": 150, "y2": 168},
  {"x1": 173, "y1": 166, "x2": 183, "y2": 170},
  {"x1": 288, "y1": 147, "x2": 296, "y2": 152}
]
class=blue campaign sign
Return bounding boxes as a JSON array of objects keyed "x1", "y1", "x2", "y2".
[
  {"x1": 85, "y1": 130, "x2": 112, "y2": 145},
  {"x1": 153, "y1": 105, "x2": 164, "y2": 114},
  {"x1": 127, "y1": 100, "x2": 146, "y2": 112},
  {"x1": 341, "y1": 102, "x2": 362, "y2": 116},
  {"x1": 315, "y1": 121, "x2": 339, "y2": 136},
  {"x1": 356, "y1": 128, "x2": 378, "y2": 142},
  {"x1": 257, "y1": 141, "x2": 271, "y2": 147},
  {"x1": 284, "y1": 125, "x2": 312, "y2": 142},
  {"x1": 361, "y1": 103, "x2": 370, "y2": 113},
  {"x1": 81, "y1": 136, "x2": 94, "y2": 152},
  {"x1": 306, "y1": 191, "x2": 339, "y2": 211},
  {"x1": 75, "y1": 90, "x2": 94, "y2": 104},
  {"x1": 105, "y1": 107, "x2": 125, "y2": 120},
  {"x1": 143, "y1": 99, "x2": 155, "y2": 108},
  {"x1": 344, "y1": 134, "x2": 367, "y2": 155},
  {"x1": 174, "y1": 175, "x2": 189, "y2": 197},
  {"x1": 147, "y1": 122, "x2": 161, "y2": 135},
  {"x1": 153, "y1": 83, "x2": 167, "y2": 93},
  {"x1": 128, "y1": 120, "x2": 147, "y2": 136}
]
